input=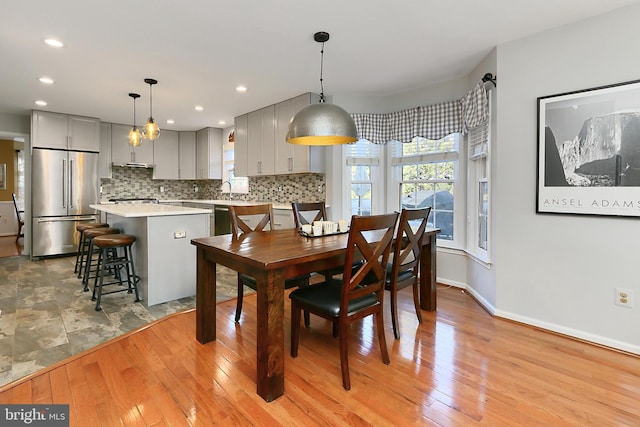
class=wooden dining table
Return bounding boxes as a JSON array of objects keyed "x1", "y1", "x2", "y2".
[{"x1": 191, "y1": 227, "x2": 440, "y2": 402}]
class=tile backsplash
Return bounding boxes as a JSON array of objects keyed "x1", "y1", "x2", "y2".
[{"x1": 100, "y1": 168, "x2": 326, "y2": 203}]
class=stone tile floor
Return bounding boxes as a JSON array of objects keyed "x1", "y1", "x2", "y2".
[{"x1": 0, "y1": 254, "x2": 242, "y2": 387}]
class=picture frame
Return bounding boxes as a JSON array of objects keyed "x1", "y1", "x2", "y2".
[
  {"x1": 537, "y1": 79, "x2": 640, "y2": 217},
  {"x1": 0, "y1": 163, "x2": 5, "y2": 190}
]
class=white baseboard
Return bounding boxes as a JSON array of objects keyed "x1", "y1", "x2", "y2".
[{"x1": 493, "y1": 309, "x2": 640, "y2": 356}]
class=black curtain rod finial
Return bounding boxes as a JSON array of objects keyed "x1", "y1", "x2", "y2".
[{"x1": 482, "y1": 73, "x2": 497, "y2": 87}]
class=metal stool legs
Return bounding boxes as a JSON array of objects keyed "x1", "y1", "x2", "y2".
[{"x1": 91, "y1": 235, "x2": 140, "y2": 311}]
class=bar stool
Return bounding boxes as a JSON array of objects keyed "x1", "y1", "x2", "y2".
[
  {"x1": 74, "y1": 222, "x2": 109, "y2": 276},
  {"x1": 91, "y1": 234, "x2": 140, "y2": 311},
  {"x1": 81, "y1": 227, "x2": 121, "y2": 291}
]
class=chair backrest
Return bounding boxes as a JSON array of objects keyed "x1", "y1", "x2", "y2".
[
  {"x1": 12, "y1": 193, "x2": 24, "y2": 220},
  {"x1": 291, "y1": 202, "x2": 328, "y2": 229},
  {"x1": 340, "y1": 212, "x2": 399, "y2": 309},
  {"x1": 228, "y1": 204, "x2": 274, "y2": 237},
  {"x1": 390, "y1": 207, "x2": 431, "y2": 276}
]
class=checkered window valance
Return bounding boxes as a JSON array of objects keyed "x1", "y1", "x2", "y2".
[{"x1": 351, "y1": 82, "x2": 488, "y2": 144}]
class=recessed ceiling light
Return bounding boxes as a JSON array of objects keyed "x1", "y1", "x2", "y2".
[
  {"x1": 166, "y1": 119, "x2": 175, "y2": 124},
  {"x1": 236, "y1": 86, "x2": 247, "y2": 92},
  {"x1": 35, "y1": 100, "x2": 48, "y2": 106},
  {"x1": 194, "y1": 105, "x2": 204, "y2": 112},
  {"x1": 39, "y1": 77, "x2": 54, "y2": 84},
  {"x1": 44, "y1": 38, "x2": 64, "y2": 48},
  {"x1": 218, "y1": 120, "x2": 226, "y2": 126}
]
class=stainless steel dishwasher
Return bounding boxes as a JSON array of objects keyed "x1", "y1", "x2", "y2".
[{"x1": 214, "y1": 206, "x2": 231, "y2": 235}]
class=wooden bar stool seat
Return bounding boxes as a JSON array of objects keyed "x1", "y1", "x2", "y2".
[
  {"x1": 91, "y1": 234, "x2": 140, "y2": 311},
  {"x1": 74, "y1": 222, "x2": 109, "y2": 276},
  {"x1": 81, "y1": 227, "x2": 120, "y2": 291}
]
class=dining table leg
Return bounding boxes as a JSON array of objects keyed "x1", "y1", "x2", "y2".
[
  {"x1": 196, "y1": 248, "x2": 217, "y2": 343},
  {"x1": 255, "y1": 268, "x2": 286, "y2": 401},
  {"x1": 419, "y1": 233, "x2": 437, "y2": 311}
]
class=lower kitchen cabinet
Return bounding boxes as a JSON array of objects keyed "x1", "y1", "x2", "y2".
[{"x1": 273, "y1": 208, "x2": 294, "y2": 229}]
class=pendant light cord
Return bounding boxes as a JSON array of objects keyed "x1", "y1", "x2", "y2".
[
  {"x1": 319, "y1": 41, "x2": 325, "y2": 103},
  {"x1": 149, "y1": 84, "x2": 153, "y2": 117}
]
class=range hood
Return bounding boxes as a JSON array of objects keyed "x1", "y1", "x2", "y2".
[
  {"x1": 112, "y1": 151, "x2": 154, "y2": 168},
  {"x1": 112, "y1": 162, "x2": 155, "y2": 168}
]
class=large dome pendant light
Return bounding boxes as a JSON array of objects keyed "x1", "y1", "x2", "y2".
[
  {"x1": 141, "y1": 78, "x2": 160, "y2": 140},
  {"x1": 127, "y1": 93, "x2": 143, "y2": 147},
  {"x1": 287, "y1": 31, "x2": 357, "y2": 146}
]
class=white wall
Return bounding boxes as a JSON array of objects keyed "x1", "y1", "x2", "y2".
[{"x1": 494, "y1": 4, "x2": 640, "y2": 353}]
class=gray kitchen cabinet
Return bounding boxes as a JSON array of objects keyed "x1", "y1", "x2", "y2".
[
  {"x1": 32, "y1": 110, "x2": 100, "y2": 152},
  {"x1": 196, "y1": 127, "x2": 223, "y2": 179},
  {"x1": 274, "y1": 93, "x2": 325, "y2": 174},
  {"x1": 111, "y1": 123, "x2": 154, "y2": 165},
  {"x1": 178, "y1": 131, "x2": 196, "y2": 179},
  {"x1": 233, "y1": 114, "x2": 248, "y2": 177},
  {"x1": 153, "y1": 129, "x2": 180, "y2": 179},
  {"x1": 273, "y1": 208, "x2": 294, "y2": 229},
  {"x1": 98, "y1": 122, "x2": 112, "y2": 178},
  {"x1": 247, "y1": 105, "x2": 275, "y2": 176}
]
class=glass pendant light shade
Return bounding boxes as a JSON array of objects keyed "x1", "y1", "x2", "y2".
[
  {"x1": 127, "y1": 93, "x2": 143, "y2": 147},
  {"x1": 142, "y1": 78, "x2": 160, "y2": 140},
  {"x1": 287, "y1": 103, "x2": 357, "y2": 145},
  {"x1": 286, "y1": 31, "x2": 357, "y2": 146},
  {"x1": 142, "y1": 118, "x2": 160, "y2": 140},
  {"x1": 128, "y1": 127, "x2": 143, "y2": 147}
]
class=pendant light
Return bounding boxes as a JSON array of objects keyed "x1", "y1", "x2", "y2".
[
  {"x1": 127, "y1": 93, "x2": 142, "y2": 147},
  {"x1": 142, "y1": 78, "x2": 160, "y2": 140},
  {"x1": 287, "y1": 31, "x2": 357, "y2": 146}
]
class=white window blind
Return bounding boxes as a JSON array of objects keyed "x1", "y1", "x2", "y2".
[{"x1": 346, "y1": 139, "x2": 380, "y2": 166}]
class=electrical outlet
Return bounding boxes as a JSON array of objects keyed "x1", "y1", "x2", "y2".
[
  {"x1": 194, "y1": 186, "x2": 199, "y2": 193},
  {"x1": 614, "y1": 288, "x2": 633, "y2": 308},
  {"x1": 174, "y1": 230, "x2": 186, "y2": 239},
  {"x1": 160, "y1": 186, "x2": 164, "y2": 193}
]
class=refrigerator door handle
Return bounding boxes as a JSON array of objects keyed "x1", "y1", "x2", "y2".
[
  {"x1": 69, "y1": 159, "x2": 74, "y2": 208},
  {"x1": 36, "y1": 216, "x2": 97, "y2": 223},
  {"x1": 62, "y1": 158, "x2": 66, "y2": 208}
]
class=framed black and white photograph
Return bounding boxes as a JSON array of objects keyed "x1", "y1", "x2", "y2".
[{"x1": 537, "y1": 79, "x2": 640, "y2": 217}]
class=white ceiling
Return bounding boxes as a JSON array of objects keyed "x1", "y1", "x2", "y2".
[{"x1": 1, "y1": 0, "x2": 639, "y2": 132}]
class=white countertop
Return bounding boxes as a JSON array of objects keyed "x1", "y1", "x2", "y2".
[
  {"x1": 167, "y1": 200, "x2": 294, "y2": 210},
  {"x1": 90, "y1": 203, "x2": 212, "y2": 218}
]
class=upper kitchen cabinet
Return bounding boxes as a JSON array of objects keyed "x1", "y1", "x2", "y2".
[
  {"x1": 234, "y1": 114, "x2": 248, "y2": 177},
  {"x1": 32, "y1": 110, "x2": 100, "y2": 152},
  {"x1": 111, "y1": 123, "x2": 154, "y2": 165},
  {"x1": 247, "y1": 105, "x2": 275, "y2": 176},
  {"x1": 178, "y1": 131, "x2": 196, "y2": 180},
  {"x1": 153, "y1": 129, "x2": 180, "y2": 179},
  {"x1": 98, "y1": 122, "x2": 112, "y2": 178},
  {"x1": 274, "y1": 93, "x2": 325, "y2": 174},
  {"x1": 196, "y1": 127, "x2": 222, "y2": 179}
]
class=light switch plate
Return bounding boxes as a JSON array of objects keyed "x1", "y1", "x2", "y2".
[{"x1": 174, "y1": 230, "x2": 186, "y2": 239}]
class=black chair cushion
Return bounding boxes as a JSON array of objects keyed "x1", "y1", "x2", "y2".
[
  {"x1": 239, "y1": 273, "x2": 309, "y2": 290},
  {"x1": 385, "y1": 268, "x2": 414, "y2": 286},
  {"x1": 289, "y1": 280, "x2": 378, "y2": 317}
]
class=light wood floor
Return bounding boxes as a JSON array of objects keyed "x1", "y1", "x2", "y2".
[{"x1": 0, "y1": 285, "x2": 638, "y2": 426}]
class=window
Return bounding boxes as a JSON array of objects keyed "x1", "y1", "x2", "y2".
[
  {"x1": 392, "y1": 134, "x2": 460, "y2": 242},
  {"x1": 346, "y1": 139, "x2": 381, "y2": 216},
  {"x1": 467, "y1": 89, "x2": 492, "y2": 260}
]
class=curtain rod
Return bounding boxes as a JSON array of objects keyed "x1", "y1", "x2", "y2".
[{"x1": 482, "y1": 73, "x2": 497, "y2": 87}]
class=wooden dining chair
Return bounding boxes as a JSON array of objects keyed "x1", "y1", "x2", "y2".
[
  {"x1": 291, "y1": 202, "x2": 328, "y2": 229},
  {"x1": 386, "y1": 207, "x2": 431, "y2": 339},
  {"x1": 289, "y1": 212, "x2": 398, "y2": 390},
  {"x1": 229, "y1": 204, "x2": 311, "y2": 323},
  {"x1": 12, "y1": 193, "x2": 24, "y2": 243},
  {"x1": 292, "y1": 201, "x2": 362, "y2": 285}
]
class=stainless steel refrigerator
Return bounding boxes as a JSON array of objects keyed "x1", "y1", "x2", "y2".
[{"x1": 31, "y1": 148, "x2": 99, "y2": 257}]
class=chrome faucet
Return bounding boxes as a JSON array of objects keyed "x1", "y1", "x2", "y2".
[{"x1": 221, "y1": 180, "x2": 232, "y2": 200}]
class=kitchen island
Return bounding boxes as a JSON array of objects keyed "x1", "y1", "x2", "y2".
[{"x1": 90, "y1": 203, "x2": 211, "y2": 306}]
